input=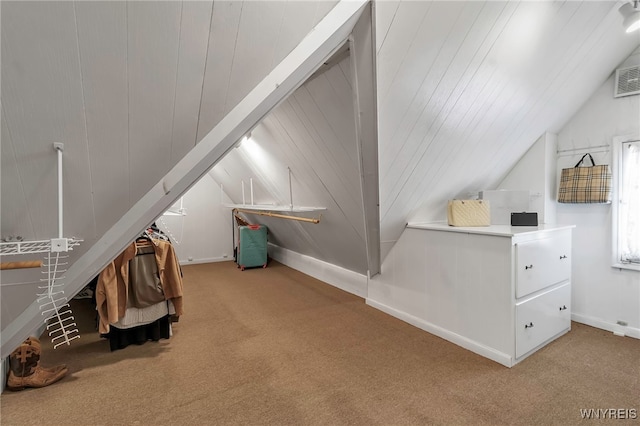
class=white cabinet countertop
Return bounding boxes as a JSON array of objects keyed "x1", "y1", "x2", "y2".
[{"x1": 407, "y1": 222, "x2": 575, "y2": 240}]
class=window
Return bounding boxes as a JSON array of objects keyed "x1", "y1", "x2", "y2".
[{"x1": 613, "y1": 136, "x2": 640, "y2": 270}]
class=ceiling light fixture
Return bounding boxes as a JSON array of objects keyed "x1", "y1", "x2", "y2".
[
  {"x1": 620, "y1": 0, "x2": 640, "y2": 33},
  {"x1": 235, "y1": 132, "x2": 251, "y2": 149}
]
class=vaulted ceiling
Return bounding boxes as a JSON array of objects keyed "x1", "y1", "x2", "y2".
[
  {"x1": 375, "y1": 0, "x2": 639, "y2": 254},
  {"x1": 1, "y1": 0, "x2": 338, "y2": 245},
  {"x1": 213, "y1": 0, "x2": 640, "y2": 262},
  {"x1": 1, "y1": 0, "x2": 639, "y2": 353}
]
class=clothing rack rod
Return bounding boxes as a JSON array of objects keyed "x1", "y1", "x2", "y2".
[
  {"x1": 0, "y1": 260, "x2": 44, "y2": 270},
  {"x1": 557, "y1": 149, "x2": 609, "y2": 158},
  {"x1": 233, "y1": 208, "x2": 320, "y2": 224},
  {"x1": 557, "y1": 144, "x2": 609, "y2": 154}
]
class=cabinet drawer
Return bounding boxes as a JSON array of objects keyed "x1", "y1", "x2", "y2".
[
  {"x1": 516, "y1": 232, "x2": 571, "y2": 298},
  {"x1": 515, "y1": 283, "x2": 571, "y2": 359}
]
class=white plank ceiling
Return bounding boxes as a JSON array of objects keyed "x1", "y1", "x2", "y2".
[
  {"x1": 1, "y1": 0, "x2": 638, "y2": 334},
  {"x1": 376, "y1": 0, "x2": 639, "y2": 249},
  {"x1": 211, "y1": 0, "x2": 639, "y2": 264},
  {"x1": 1, "y1": 0, "x2": 336, "y2": 242}
]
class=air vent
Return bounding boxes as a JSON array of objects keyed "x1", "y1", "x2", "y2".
[{"x1": 614, "y1": 65, "x2": 640, "y2": 98}]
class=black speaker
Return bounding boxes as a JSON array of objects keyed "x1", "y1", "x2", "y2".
[{"x1": 511, "y1": 212, "x2": 538, "y2": 226}]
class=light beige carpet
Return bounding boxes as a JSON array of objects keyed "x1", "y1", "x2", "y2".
[{"x1": 1, "y1": 260, "x2": 638, "y2": 425}]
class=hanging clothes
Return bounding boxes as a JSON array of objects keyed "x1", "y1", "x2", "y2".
[
  {"x1": 96, "y1": 239, "x2": 184, "y2": 334},
  {"x1": 112, "y1": 299, "x2": 175, "y2": 330},
  {"x1": 128, "y1": 244, "x2": 165, "y2": 308},
  {"x1": 106, "y1": 296, "x2": 175, "y2": 352},
  {"x1": 107, "y1": 316, "x2": 172, "y2": 351}
]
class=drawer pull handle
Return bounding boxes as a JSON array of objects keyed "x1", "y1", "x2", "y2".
[
  {"x1": 525, "y1": 322, "x2": 534, "y2": 329},
  {"x1": 559, "y1": 305, "x2": 567, "y2": 311},
  {"x1": 525, "y1": 265, "x2": 534, "y2": 270},
  {"x1": 560, "y1": 255, "x2": 567, "y2": 260}
]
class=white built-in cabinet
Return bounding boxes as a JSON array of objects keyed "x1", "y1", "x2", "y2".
[{"x1": 401, "y1": 223, "x2": 574, "y2": 367}]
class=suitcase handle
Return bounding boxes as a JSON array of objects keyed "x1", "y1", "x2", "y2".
[{"x1": 248, "y1": 225, "x2": 261, "y2": 230}]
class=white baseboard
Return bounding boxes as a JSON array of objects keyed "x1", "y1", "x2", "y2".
[
  {"x1": 366, "y1": 298, "x2": 513, "y2": 367},
  {"x1": 572, "y1": 312, "x2": 640, "y2": 339},
  {"x1": 268, "y1": 244, "x2": 368, "y2": 298},
  {"x1": 179, "y1": 256, "x2": 229, "y2": 266}
]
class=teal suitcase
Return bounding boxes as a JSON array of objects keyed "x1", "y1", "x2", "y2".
[{"x1": 237, "y1": 225, "x2": 267, "y2": 270}]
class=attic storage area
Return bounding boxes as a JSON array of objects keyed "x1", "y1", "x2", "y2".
[
  {"x1": 2, "y1": 0, "x2": 640, "y2": 423},
  {"x1": 164, "y1": 47, "x2": 367, "y2": 272},
  {"x1": 1, "y1": 0, "x2": 379, "y2": 400}
]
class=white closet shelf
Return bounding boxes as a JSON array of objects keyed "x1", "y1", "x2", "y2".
[
  {"x1": 0, "y1": 238, "x2": 82, "y2": 255},
  {"x1": 162, "y1": 210, "x2": 186, "y2": 217},
  {"x1": 224, "y1": 204, "x2": 326, "y2": 213}
]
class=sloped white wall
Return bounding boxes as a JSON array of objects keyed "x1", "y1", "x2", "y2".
[
  {"x1": 0, "y1": 0, "x2": 336, "y2": 273},
  {"x1": 556, "y1": 47, "x2": 640, "y2": 338},
  {"x1": 157, "y1": 174, "x2": 233, "y2": 265},
  {"x1": 0, "y1": 281, "x2": 40, "y2": 334},
  {"x1": 195, "y1": 1, "x2": 338, "y2": 142},
  {"x1": 209, "y1": 56, "x2": 368, "y2": 275},
  {"x1": 496, "y1": 132, "x2": 558, "y2": 224}
]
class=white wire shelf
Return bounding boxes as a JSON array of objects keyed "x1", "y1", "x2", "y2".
[{"x1": 0, "y1": 238, "x2": 82, "y2": 255}]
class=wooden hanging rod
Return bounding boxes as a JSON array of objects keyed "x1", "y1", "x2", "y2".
[
  {"x1": 233, "y1": 208, "x2": 321, "y2": 224},
  {"x1": 0, "y1": 260, "x2": 43, "y2": 270}
]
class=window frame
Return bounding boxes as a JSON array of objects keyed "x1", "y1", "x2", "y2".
[{"x1": 611, "y1": 133, "x2": 640, "y2": 272}]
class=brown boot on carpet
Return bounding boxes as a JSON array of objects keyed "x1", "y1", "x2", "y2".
[
  {"x1": 22, "y1": 336, "x2": 68, "y2": 374},
  {"x1": 6, "y1": 339, "x2": 68, "y2": 391}
]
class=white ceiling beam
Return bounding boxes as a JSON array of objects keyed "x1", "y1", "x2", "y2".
[
  {"x1": 350, "y1": 2, "x2": 381, "y2": 277},
  {"x1": 1, "y1": 0, "x2": 369, "y2": 359}
]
